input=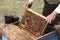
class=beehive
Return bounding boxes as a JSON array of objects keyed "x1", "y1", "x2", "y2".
[
  {"x1": 1, "y1": 24, "x2": 35, "y2": 40},
  {"x1": 20, "y1": 9, "x2": 48, "y2": 37},
  {"x1": 0, "y1": 9, "x2": 48, "y2": 40}
]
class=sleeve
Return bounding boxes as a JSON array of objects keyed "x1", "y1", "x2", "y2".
[
  {"x1": 28, "y1": 0, "x2": 33, "y2": 2},
  {"x1": 54, "y1": 4, "x2": 60, "y2": 14}
]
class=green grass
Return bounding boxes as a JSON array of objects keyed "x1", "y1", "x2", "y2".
[{"x1": 0, "y1": 0, "x2": 44, "y2": 23}]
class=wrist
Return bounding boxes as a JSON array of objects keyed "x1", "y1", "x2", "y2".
[{"x1": 52, "y1": 11, "x2": 58, "y2": 16}]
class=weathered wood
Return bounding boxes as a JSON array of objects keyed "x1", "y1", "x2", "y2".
[
  {"x1": 20, "y1": 9, "x2": 48, "y2": 37},
  {"x1": 1, "y1": 24, "x2": 34, "y2": 40}
]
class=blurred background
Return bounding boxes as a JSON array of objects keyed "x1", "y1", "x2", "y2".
[{"x1": 0, "y1": 0, "x2": 44, "y2": 23}]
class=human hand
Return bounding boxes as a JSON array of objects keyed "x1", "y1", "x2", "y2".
[
  {"x1": 24, "y1": 2, "x2": 33, "y2": 8},
  {"x1": 46, "y1": 11, "x2": 57, "y2": 23}
]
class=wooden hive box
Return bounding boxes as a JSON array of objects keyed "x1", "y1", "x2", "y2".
[
  {"x1": 20, "y1": 9, "x2": 48, "y2": 37},
  {"x1": 0, "y1": 24, "x2": 35, "y2": 40}
]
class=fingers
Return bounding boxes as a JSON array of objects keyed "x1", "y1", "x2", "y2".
[
  {"x1": 24, "y1": 3, "x2": 28, "y2": 8},
  {"x1": 46, "y1": 14, "x2": 56, "y2": 24},
  {"x1": 46, "y1": 14, "x2": 54, "y2": 23},
  {"x1": 24, "y1": 2, "x2": 33, "y2": 8},
  {"x1": 46, "y1": 16, "x2": 52, "y2": 23},
  {"x1": 46, "y1": 11, "x2": 58, "y2": 24}
]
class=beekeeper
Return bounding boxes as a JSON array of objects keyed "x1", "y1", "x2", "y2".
[{"x1": 24, "y1": 0, "x2": 60, "y2": 40}]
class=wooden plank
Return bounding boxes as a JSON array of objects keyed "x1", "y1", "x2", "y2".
[
  {"x1": 1, "y1": 24, "x2": 34, "y2": 40},
  {"x1": 25, "y1": 9, "x2": 47, "y2": 19},
  {"x1": 20, "y1": 8, "x2": 48, "y2": 37}
]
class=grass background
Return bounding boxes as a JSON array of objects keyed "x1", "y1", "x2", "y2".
[{"x1": 0, "y1": 0, "x2": 44, "y2": 23}]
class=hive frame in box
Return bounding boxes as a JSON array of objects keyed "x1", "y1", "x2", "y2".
[{"x1": 21, "y1": 8, "x2": 48, "y2": 37}]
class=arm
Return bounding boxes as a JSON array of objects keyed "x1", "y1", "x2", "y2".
[{"x1": 46, "y1": 4, "x2": 60, "y2": 23}]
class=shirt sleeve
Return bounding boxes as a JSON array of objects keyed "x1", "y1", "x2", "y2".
[
  {"x1": 28, "y1": 0, "x2": 33, "y2": 2},
  {"x1": 54, "y1": 4, "x2": 60, "y2": 14}
]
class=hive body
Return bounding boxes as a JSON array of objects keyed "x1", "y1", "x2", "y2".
[{"x1": 21, "y1": 9, "x2": 48, "y2": 37}]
